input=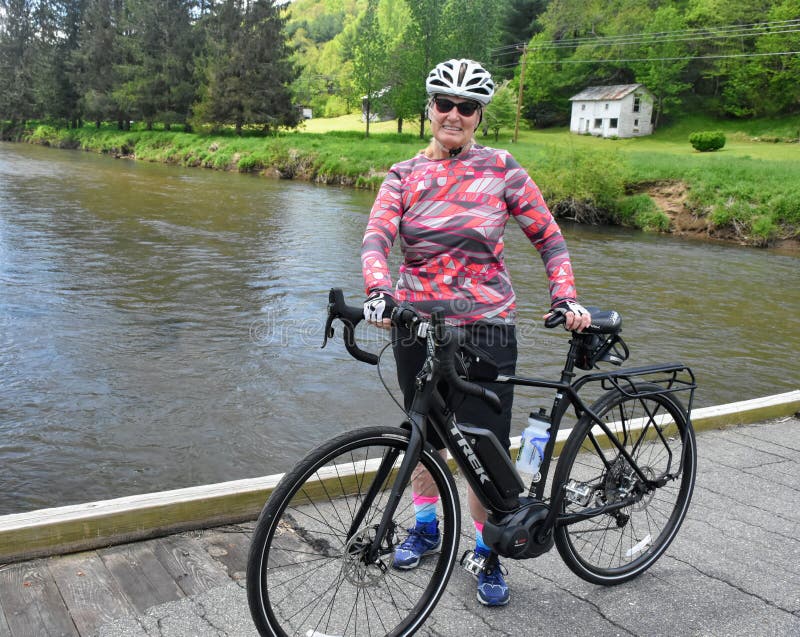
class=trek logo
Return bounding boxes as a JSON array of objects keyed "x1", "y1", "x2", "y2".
[{"x1": 450, "y1": 425, "x2": 490, "y2": 484}]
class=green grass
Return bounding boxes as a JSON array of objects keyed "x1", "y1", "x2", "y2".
[{"x1": 12, "y1": 113, "x2": 800, "y2": 245}]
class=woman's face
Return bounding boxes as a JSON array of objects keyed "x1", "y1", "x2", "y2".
[{"x1": 429, "y1": 95, "x2": 481, "y2": 151}]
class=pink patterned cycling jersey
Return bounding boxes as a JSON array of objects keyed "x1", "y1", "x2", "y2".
[{"x1": 361, "y1": 144, "x2": 577, "y2": 325}]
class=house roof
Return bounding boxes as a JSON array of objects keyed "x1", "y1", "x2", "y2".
[{"x1": 569, "y1": 84, "x2": 646, "y2": 101}]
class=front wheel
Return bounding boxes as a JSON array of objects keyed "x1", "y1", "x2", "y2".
[
  {"x1": 247, "y1": 426, "x2": 461, "y2": 637},
  {"x1": 553, "y1": 383, "x2": 696, "y2": 585}
]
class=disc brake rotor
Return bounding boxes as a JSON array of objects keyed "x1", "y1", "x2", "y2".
[{"x1": 341, "y1": 526, "x2": 391, "y2": 588}]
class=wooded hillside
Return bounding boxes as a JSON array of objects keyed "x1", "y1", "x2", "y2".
[{"x1": 1, "y1": 0, "x2": 797, "y2": 133}]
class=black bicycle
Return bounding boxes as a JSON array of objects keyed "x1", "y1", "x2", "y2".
[{"x1": 247, "y1": 288, "x2": 697, "y2": 637}]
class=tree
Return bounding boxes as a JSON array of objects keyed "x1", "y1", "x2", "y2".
[
  {"x1": 721, "y1": 0, "x2": 800, "y2": 117},
  {"x1": 684, "y1": 0, "x2": 777, "y2": 115},
  {"x1": 482, "y1": 81, "x2": 516, "y2": 141},
  {"x1": 347, "y1": 0, "x2": 386, "y2": 137},
  {"x1": 194, "y1": 0, "x2": 298, "y2": 134},
  {"x1": 520, "y1": 31, "x2": 588, "y2": 127},
  {"x1": 404, "y1": 0, "x2": 446, "y2": 138},
  {"x1": 117, "y1": 0, "x2": 195, "y2": 130},
  {"x1": 398, "y1": 0, "x2": 509, "y2": 137},
  {"x1": 629, "y1": 6, "x2": 691, "y2": 128},
  {"x1": 284, "y1": 0, "x2": 360, "y2": 118},
  {"x1": 493, "y1": 0, "x2": 547, "y2": 80},
  {"x1": 48, "y1": 0, "x2": 85, "y2": 127},
  {"x1": 376, "y1": 0, "x2": 414, "y2": 133},
  {"x1": 73, "y1": 0, "x2": 125, "y2": 128},
  {"x1": 28, "y1": 0, "x2": 74, "y2": 124},
  {"x1": 0, "y1": 0, "x2": 36, "y2": 124},
  {"x1": 382, "y1": 37, "x2": 425, "y2": 134},
  {"x1": 440, "y1": 0, "x2": 501, "y2": 64}
]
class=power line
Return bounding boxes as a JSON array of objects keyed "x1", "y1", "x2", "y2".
[
  {"x1": 493, "y1": 50, "x2": 800, "y2": 68},
  {"x1": 532, "y1": 28, "x2": 800, "y2": 53},
  {"x1": 490, "y1": 18, "x2": 800, "y2": 53},
  {"x1": 489, "y1": 19, "x2": 800, "y2": 56}
]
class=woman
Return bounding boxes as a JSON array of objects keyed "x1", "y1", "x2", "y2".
[{"x1": 362, "y1": 58, "x2": 591, "y2": 607}]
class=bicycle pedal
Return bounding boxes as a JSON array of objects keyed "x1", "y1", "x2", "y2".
[{"x1": 459, "y1": 549, "x2": 486, "y2": 576}]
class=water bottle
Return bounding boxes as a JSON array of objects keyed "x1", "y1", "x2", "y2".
[{"x1": 516, "y1": 409, "x2": 550, "y2": 480}]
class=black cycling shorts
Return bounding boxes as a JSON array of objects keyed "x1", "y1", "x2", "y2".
[{"x1": 392, "y1": 322, "x2": 517, "y2": 451}]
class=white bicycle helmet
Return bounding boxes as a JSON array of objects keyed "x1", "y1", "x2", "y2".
[{"x1": 425, "y1": 59, "x2": 495, "y2": 105}]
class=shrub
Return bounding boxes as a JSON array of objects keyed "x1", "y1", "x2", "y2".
[
  {"x1": 237, "y1": 154, "x2": 261, "y2": 172},
  {"x1": 710, "y1": 199, "x2": 751, "y2": 227},
  {"x1": 749, "y1": 215, "x2": 776, "y2": 244},
  {"x1": 616, "y1": 194, "x2": 671, "y2": 232},
  {"x1": 689, "y1": 131, "x2": 726, "y2": 152},
  {"x1": 536, "y1": 145, "x2": 627, "y2": 222},
  {"x1": 768, "y1": 192, "x2": 800, "y2": 225},
  {"x1": 28, "y1": 124, "x2": 59, "y2": 145}
]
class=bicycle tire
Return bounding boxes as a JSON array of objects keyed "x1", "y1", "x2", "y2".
[
  {"x1": 247, "y1": 426, "x2": 461, "y2": 637},
  {"x1": 552, "y1": 383, "x2": 696, "y2": 585}
]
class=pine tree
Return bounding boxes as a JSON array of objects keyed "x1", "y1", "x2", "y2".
[
  {"x1": 118, "y1": 0, "x2": 195, "y2": 130},
  {"x1": 0, "y1": 0, "x2": 36, "y2": 124},
  {"x1": 194, "y1": 0, "x2": 298, "y2": 134},
  {"x1": 72, "y1": 0, "x2": 123, "y2": 127}
]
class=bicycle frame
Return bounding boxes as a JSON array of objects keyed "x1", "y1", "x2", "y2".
[
  {"x1": 372, "y1": 342, "x2": 695, "y2": 557},
  {"x1": 327, "y1": 294, "x2": 696, "y2": 563}
]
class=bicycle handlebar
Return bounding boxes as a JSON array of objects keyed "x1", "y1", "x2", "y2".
[
  {"x1": 323, "y1": 288, "x2": 502, "y2": 414},
  {"x1": 324, "y1": 288, "x2": 379, "y2": 365}
]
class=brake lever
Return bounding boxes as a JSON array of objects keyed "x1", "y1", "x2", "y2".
[
  {"x1": 544, "y1": 308, "x2": 567, "y2": 329},
  {"x1": 321, "y1": 306, "x2": 335, "y2": 348}
]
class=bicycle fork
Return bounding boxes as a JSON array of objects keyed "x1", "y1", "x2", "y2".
[{"x1": 345, "y1": 410, "x2": 427, "y2": 565}]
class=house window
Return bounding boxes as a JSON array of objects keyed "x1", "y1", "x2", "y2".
[
  {"x1": 581, "y1": 104, "x2": 586, "y2": 110},
  {"x1": 605, "y1": 103, "x2": 609, "y2": 110},
  {"x1": 594, "y1": 118, "x2": 602, "y2": 128},
  {"x1": 633, "y1": 96, "x2": 641, "y2": 113},
  {"x1": 610, "y1": 118, "x2": 618, "y2": 128}
]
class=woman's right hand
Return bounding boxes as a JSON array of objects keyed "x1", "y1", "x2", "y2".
[
  {"x1": 544, "y1": 299, "x2": 592, "y2": 332},
  {"x1": 363, "y1": 291, "x2": 395, "y2": 329}
]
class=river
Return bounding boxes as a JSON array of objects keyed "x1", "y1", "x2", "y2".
[{"x1": 0, "y1": 141, "x2": 798, "y2": 515}]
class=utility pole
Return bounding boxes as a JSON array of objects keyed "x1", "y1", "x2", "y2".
[{"x1": 513, "y1": 44, "x2": 528, "y2": 144}]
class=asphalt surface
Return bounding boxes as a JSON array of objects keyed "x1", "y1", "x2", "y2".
[{"x1": 97, "y1": 416, "x2": 800, "y2": 637}]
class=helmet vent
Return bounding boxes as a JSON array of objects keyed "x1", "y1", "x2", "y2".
[{"x1": 457, "y1": 62, "x2": 468, "y2": 85}]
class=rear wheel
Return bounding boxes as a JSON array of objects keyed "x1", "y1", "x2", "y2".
[
  {"x1": 247, "y1": 426, "x2": 461, "y2": 637},
  {"x1": 553, "y1": 384, "x2": 696, "y2": 584}
]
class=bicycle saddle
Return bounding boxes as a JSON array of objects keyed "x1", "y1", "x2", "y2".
[{"x1": 584, "y1": 308, "x2": 622, "y2": 335}]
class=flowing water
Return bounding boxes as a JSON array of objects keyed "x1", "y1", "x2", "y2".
[{"x1": 0, "y1": 141, "x2": 797, "y2": 514}]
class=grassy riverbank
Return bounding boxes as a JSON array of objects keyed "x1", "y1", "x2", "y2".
[{"x1": 8, "y1": 115, "x2": 800, "y2": 248}]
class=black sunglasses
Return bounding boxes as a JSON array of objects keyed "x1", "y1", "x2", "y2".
[{"x1": 433, "y1": 97, "x2": 480, "y2": 117}]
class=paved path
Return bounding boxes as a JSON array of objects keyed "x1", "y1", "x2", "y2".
[{"x1": 1, "y1": 417, "x2": 798, "y2": 637}]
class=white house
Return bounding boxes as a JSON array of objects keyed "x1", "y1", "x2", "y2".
[{"x1": 569, "y1": 84, "x2": 654, "y2": 138}]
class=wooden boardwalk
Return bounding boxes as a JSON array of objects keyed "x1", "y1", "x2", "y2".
[
  {"x1": 0, "y1": 521, "x2": 255, "y2": 637},
  {"x1": 1, "y1": 402, "x2": 798, "y2": 637}
]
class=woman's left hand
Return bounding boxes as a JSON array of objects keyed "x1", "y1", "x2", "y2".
[{"x1": 544, "y1": 300, "x2": 592, "y2": 332}]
